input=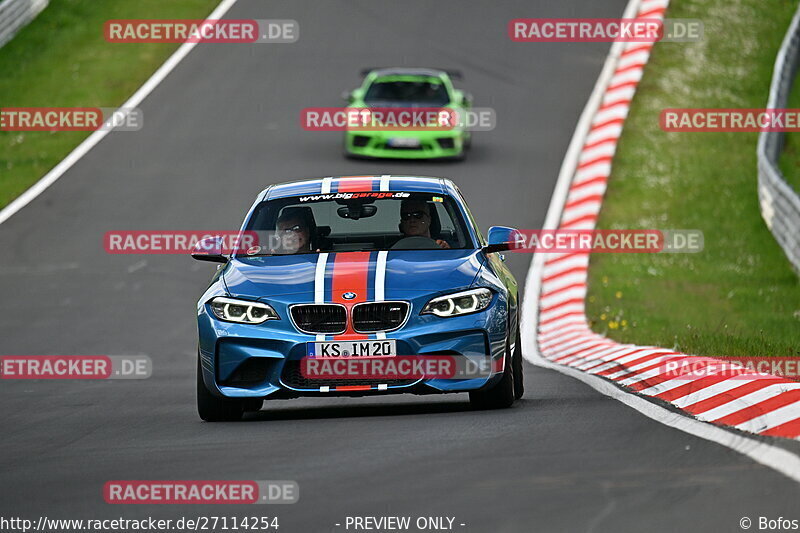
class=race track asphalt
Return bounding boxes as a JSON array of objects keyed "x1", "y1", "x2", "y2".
[{"x1": 1, "y1": 1, "x2": 799, "y2": 531}]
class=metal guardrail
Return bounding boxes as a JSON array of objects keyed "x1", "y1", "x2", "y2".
[
  {"x1": 0, "y1": 0, "x2": 47, "y2": 49},
  {"x1": 757, "y1": 3, "x2": 800, "y2": 275}
]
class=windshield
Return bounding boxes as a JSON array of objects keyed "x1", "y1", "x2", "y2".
[
  {"x1": 363, "y1": 78, "x2": 450, "y2": 106},
  {"x1": 240, "y1": 192, "x2": 474, "y2": 256}
]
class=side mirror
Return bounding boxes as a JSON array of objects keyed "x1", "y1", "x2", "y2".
[
  {"x1": 483, "y1": 226, "x2": 523, "y2": 254},
  {"x1": 342, "y1": 88, "x2": 364, "y2": 103},
  {"x1": 191, "y1": 236, "x2": 228, "y2": 263},
  {"x1": 348, "y1": 88, "x2": 365, "y2": 104}
]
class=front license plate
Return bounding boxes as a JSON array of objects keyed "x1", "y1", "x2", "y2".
[
  {"x1": 307, "y1": 340, "x2": 397, "y2": 358},
  {"x1": 387, "y1": 137, "x2": 420, "y2": 148}
]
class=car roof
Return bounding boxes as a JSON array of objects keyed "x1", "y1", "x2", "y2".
[
  {"x1": 261, "y1": 176, "x2": 457, "y2": 201},
  {"x1": 367, "y1": 67, "x2": 449, "y2": 79}
]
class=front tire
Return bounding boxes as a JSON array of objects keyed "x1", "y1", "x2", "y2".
[
  {"x1": 197, "y1": 356, "x2": 244, "y2": 422},
  {"x1": 512, "y1": 328, "x2": 524, "y2": 400},
  {"x1": 469, "y1": 340, "x2": 515, "y2": 410}
]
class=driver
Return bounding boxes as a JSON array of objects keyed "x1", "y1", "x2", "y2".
[
  {"x1": 399, "y1": 198, "x2": 450, "y2": 249},
  {"x1": 274, "y1": 211, "x2": 314, "y2": 254}
]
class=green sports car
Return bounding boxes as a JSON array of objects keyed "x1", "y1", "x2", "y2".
[{"x1": 342, "y1": 67, "x2": 472, "y2": 160}]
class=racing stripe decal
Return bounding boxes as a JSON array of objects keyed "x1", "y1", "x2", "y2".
[
  {"x1": 314, "y1": 252, "x2": 330, "y2": 341},
  {"x1": 321, "y1": 177, "x2": 333, "y2": 194},
  {"x1": 331, "y1": 251, "x2": 374, "y2": 340},
  {"x1": 336, "y1": 385, "x2": 371, "y2": 391},
  {"x1": 374, "y1": 250, "x2": 388, "y2": 301},
  {"x1": 380, "y1": 175, "x2": 391, "y2": 191},
  {"x1": 312, "y1": 229, "x2": 389, "y2": 343},
  {"x1": 314, "y1": 252, "x2": 329, "y2": 304},
  {"x1": 374, "y1": 250, "x2": 388, "y2": 340},
  {"x1": 336, "y1": 176, "x2": 379, "y2": 192},
  {"x1": 365, "y1": 253, "x2": 377, "y2": 302}
]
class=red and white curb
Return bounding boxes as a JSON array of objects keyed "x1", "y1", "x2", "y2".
[{"x1": 523, "y1": 0, "x2": 800, "y2": 441}]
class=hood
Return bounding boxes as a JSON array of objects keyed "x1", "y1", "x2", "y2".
[{"x1": 223, "y1": 249, "x2": 484, "y2": 300}]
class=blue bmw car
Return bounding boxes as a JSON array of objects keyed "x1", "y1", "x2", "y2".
[{"x1": 193, "y1": 176, "x2": 522, "y2": 421}]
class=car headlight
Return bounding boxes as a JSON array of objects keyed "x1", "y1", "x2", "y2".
[
  {"x1": 421, "y1": 288, "x2": 493, "y2": 318},
  {"x1": 209, "y1": 297, "x2": 279, "y2": 324}
]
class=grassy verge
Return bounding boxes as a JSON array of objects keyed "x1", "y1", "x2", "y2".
[
  {"x1": 585, "y1": 0, "x2": 800, "y2": 357},
  {"x1": 0, "y1": 0, "x2": 219, "y2": 208}
]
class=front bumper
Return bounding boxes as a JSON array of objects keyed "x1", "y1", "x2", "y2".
[
  {"x1": 198, "y1": 293, "x2": 507, "y2": 399},
  {"x1": 344, "y1": 130, "x2": 466, "y2": 159}
]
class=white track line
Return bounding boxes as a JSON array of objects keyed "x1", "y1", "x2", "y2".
[
  {"x1": 0, "y1": 0, "x2": 240, "y2": 227},
  {"x1": 520, "y1": 0, "x2": 800, "y2": 483}
]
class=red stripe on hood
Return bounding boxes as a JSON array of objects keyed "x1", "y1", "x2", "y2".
[{"x1": 331, "y1": 252, "x2": 371, "y2": 340}]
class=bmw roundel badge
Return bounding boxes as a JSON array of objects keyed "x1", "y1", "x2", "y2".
[{"x1": 342, "y1": 292, "x2": 357, "y2": 300}]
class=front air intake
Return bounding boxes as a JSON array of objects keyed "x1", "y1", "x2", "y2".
[{"x1": 290, "y1": 304, "x2": 347, "y2": 334}]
